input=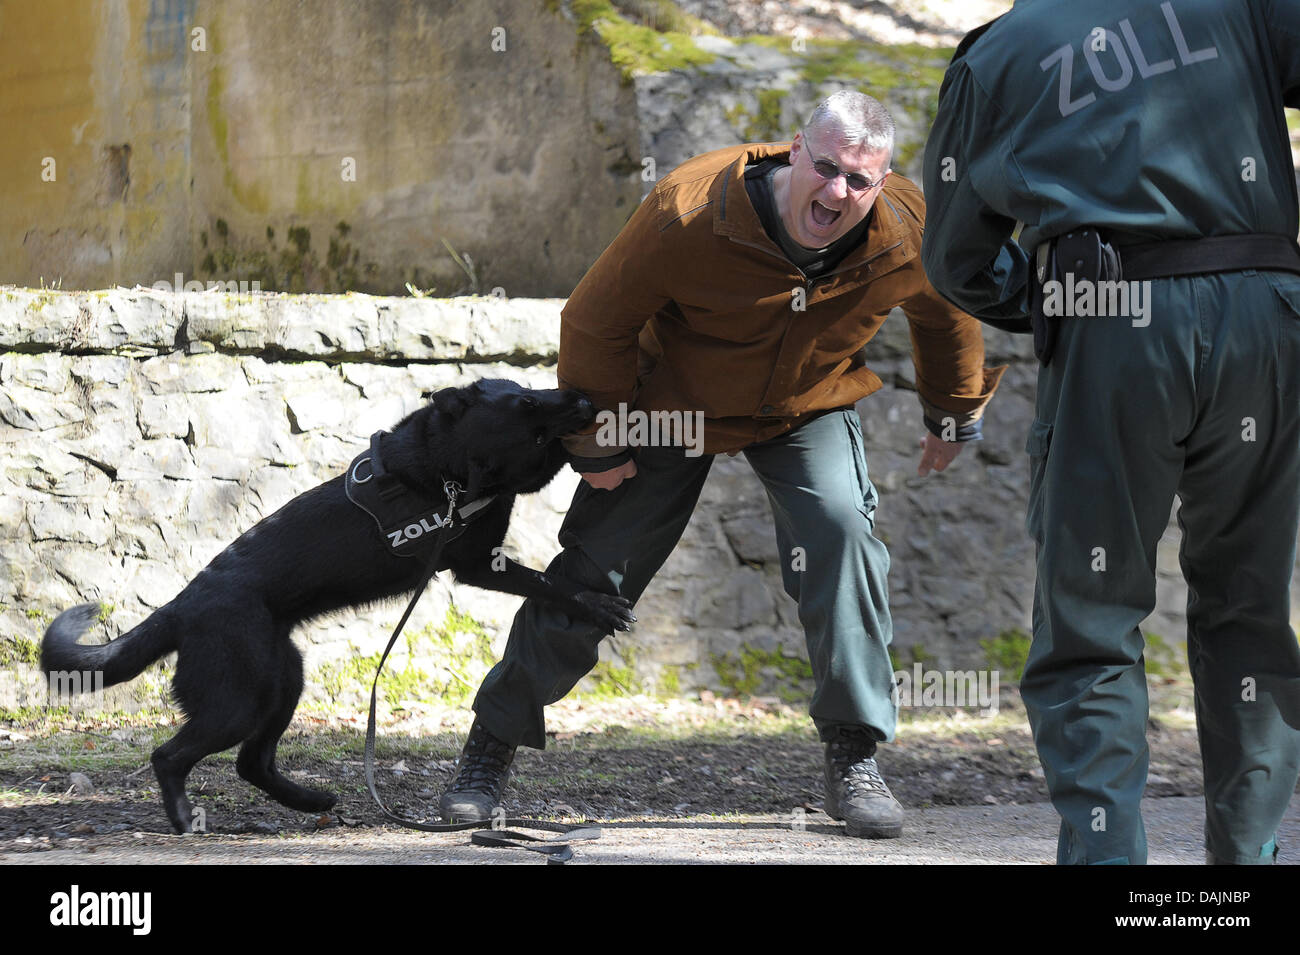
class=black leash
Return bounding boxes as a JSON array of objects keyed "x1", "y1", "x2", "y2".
[{"x1": 360, "y1": 479, "x2": 601, "y2": 864}]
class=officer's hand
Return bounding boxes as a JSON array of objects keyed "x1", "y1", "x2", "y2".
[
  {"x1": 581, "y1": 459, "x2": 638, "y2": 490},
  {"x1": 917, "y1": 433, "x2": 963, "y2": 477}
]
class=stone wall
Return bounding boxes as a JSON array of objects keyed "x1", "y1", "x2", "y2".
[
  {"x1": 6, "y1": 288, "x2": 1288, "y2": 711},
  {"x1": 633, "y1": 36, "x2": 948, "y2": 192},
  {"x1": 0, "y1": 288, "x2": 583, "y2": 711}
]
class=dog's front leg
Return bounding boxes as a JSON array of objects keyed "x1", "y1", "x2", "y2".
[{"x1": 450, "y1": 555, "x2": 635, "y2": 634}]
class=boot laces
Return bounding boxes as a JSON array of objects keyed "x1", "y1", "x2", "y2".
[
  {"x1": 829, "y1": 733, "x2": 892, "y2": 798},
  {"x1": 837, "y1": 754, "x2": 892, "y2": 798},
  {"x1": 452, "y1": 727, "x2": 514, "y2": 795}
]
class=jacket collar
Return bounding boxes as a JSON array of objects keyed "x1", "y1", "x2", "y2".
[{"x1": 710, "y1": 142, "x2": 913, "y2": 274}]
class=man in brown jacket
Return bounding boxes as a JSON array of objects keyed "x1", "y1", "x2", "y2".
[{"x1": 441, "y1": 91, "x2": 1003, "y2": 837}]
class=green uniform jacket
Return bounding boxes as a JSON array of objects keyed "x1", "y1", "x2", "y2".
[{"x1": 920, "y1": 0, "x2": 1300, "y2": 328}]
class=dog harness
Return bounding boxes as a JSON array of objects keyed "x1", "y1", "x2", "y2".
[
  {"x1": 346, "y1": 428, "x2": 601, "y2": 861},
  {"x1": 344, "y1": 430, "x2": 496, "y2": 558}
]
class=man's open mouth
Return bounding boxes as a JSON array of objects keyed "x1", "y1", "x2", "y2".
[{"x1": 810, "y1": 200, "x2": 840, "y2": 228}]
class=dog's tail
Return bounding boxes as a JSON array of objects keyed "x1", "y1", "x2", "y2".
[{"x1": 41, "y1": 603, "x2": 176, "y2": 690}]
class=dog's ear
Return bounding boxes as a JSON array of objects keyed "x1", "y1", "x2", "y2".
[{"x1": 431, "y1": 386, "x2": 470, "y2": 421}]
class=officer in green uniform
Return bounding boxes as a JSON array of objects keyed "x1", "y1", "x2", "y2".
[{"x1": 921, "y1": 0, "x2": 1300, "y2": 864}]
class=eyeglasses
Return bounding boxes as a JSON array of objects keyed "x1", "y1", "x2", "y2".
[{"x1": 801, "y1": 132, "x2": 888, "y2": 193}]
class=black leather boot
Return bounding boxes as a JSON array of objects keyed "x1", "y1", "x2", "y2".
[
  {"x1": 823, "y1": 725, "x2": 905, "y2": 838},
  {"x1": 439, "y1": 719, "x2": 517, "y2": 823}
]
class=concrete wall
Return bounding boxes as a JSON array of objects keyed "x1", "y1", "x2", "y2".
[{"x1": 0, "y1": 1, "x2": 642, "y2": 296}]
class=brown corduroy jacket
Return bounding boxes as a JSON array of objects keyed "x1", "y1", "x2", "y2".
[{"x1": 559, "y1": 142, "x2": 1005, "y2": 459}]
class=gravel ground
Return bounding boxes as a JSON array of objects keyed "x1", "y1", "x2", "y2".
[
  {"x1": 6, "y1": 687, "x2": 1292, "y2": 865},
  {"x1": 5, "y1": 797, "x2": 1299, "y2": 865}
]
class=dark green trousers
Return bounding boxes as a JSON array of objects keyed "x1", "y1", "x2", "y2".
[
  {"x1": 473, "y1": 408, "x2": 898, "y2": 749},
  {"x1": 1022, "y1": 270, "x2": 1300, "y2": 864}
]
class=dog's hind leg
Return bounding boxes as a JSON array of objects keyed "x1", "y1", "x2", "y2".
[
  {"x1": 152, "y1": 718, "x2": 252, "y2": 834},
  {"x1": 155, "y1": 610, "x2": 276, "y2": 833},
  {"x1": 235, "y1": 640, "x2": 336, "y2": 813}
]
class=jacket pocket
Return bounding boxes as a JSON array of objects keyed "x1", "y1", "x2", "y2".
[
  {"x1": 844, "y1": 411, "x2": 878, "y2": 525},
  {"x1": 1024, "y1": 418, "x2": 1053, "y2": 458},
  {"x1": 1266, "y1": 273, "x2": 1300, "y2": 399},
  {"x1": 1025, "y1": 419, "x2": 1053, "y2": 541}
]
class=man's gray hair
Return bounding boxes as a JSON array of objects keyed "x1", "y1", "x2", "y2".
[{"x1": 806, "y1": 90, "x2": 895, "y2": 160}]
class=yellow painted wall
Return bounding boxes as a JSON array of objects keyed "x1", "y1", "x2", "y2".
[
  {"x1": 0, "y1": 0, "x2": 193, "y2": 289},
  {"x1": 0, "y1": 1, "x2": 641, "y2": 295}
]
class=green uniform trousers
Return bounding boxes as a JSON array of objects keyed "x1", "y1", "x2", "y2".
[
  {"x1": 473, "y1": 407, "x2": 899, "y2": 749},
  {"x1": 1022, "y1": 269, "x2": 1300, "y2": 865}
]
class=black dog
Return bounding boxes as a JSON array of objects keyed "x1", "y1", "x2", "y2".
[{"x1": 41, "y1": 379, "x2": 635, "y2": 833}]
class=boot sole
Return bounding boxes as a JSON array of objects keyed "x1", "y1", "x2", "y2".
[
  {"x1": 439, "y1": 805, "x2": 496, "y2": 824},
  {"x1": 439, "y1": 785, "x2": 508, "y2": 824},
  {"x1": 843, "y1": 820, "x2": 903, "y2": 839},
  {"x1": 825, "y1": 799, "x2": 904, "y2": 839}
]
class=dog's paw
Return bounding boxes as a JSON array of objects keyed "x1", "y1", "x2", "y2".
[
  {"x1": 296, "y1": 789, "x2": 338, "y2": 813},
  {"x1": 571, "y1": 592, "x2": 636, "y2": 633}
]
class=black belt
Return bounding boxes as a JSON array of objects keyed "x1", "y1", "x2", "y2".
[
  {"x1": 1116, "y1": 233, "x2": 1300, "y2": 281},
  {"x1": 1029, "y1": 230, "x2": 1300, "y2": 365}
]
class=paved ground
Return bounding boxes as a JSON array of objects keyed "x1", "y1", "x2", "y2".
[{"x1": 4, "y1": 795, "x2": 1297, "y2": 865}]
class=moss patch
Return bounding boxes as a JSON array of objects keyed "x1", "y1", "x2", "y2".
[
  {"x1": 710, "y1": 643, "x2": 813, "y2": 702},
  {"x1": 745, "y1": 88, "x2": 788, "y2": 141},
  {"x1": 572, "y1": 0, "x2": 716, "y2": 80},
  {"x1": 0, "y1": 634, "x2": 41, "y2": 667},
  {"x1": 1143, "y1": 631, "x2": 1188, "y2": 682},
  {"x1": 802, "y1": 39, "x2": 949, "y2": 92},
  {"x1": 610, "y1": 0, "x2": 713, "y2": 35},
  {"x1": 197, "y1": 218, "x2": 376, "y2": 293},
  {"x1": 657, "y1": 663, "x2": 682, "y2": 696},
  {"x1": 888, "y1": 642, "x2": 934, "y2": 673},
  {"x1": 308, "y1": 605, "x2": 497, "y2": 713},
  {"x1": 207, "y1": 65, "x2": 270, "y2": 214},
  {"x1": 980, "y1": 628, "x2": 1031, "y2": 683},
  {"x1": 582, "y1": 646, "x2": 643, "y2": 698},
  {"x1": 727, "y1": 97, "x2": 789, "y2": 146}
]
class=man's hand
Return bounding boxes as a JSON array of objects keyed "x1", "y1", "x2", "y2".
[
  {"x1": 917, "y1": 433, "x2": 963, "y2": 477},
  {"x1": 581, "y1": 459, "x2": 638, "y2": 490}
]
